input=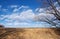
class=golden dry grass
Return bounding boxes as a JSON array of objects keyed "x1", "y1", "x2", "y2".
[{"x1": 0, "y1": 28, "x2": 60, "y2": 39}]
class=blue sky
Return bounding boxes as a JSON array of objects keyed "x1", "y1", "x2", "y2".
[
  {"x1": 0, "y1": 0, "x2": 41, "y2": 10},
  {"x1": 0, "y1": 0, "x2": 57, "y2": 28},
  {"x1": 0, "y1": 0, "x2": 42, "y2": 15}
]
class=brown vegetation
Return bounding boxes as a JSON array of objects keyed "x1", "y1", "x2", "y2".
[{"x1": 0, "y1": 28, "x2": 60, "y2": 39}]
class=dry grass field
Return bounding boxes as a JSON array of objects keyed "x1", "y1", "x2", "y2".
[{"x1": 0, "y1": 28, "x2": 60, "y2": 39}]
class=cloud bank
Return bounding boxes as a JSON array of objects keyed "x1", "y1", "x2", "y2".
[{"x1": 0, "y1": 4, "x2": 60, "y2": 27}]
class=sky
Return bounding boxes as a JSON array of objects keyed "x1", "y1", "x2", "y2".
[{"x1": 0, "y1": 0, "x2": 58, "y2": 28}]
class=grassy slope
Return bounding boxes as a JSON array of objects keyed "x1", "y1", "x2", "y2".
[{"x1": 0, "y1": 28, "x2": 60, "y2": 39}]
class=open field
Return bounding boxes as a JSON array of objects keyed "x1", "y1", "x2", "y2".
[{"x1": 0, "y1": 28, "x2": 60, "y2": 39}]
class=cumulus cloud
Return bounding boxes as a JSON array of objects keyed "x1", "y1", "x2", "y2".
[
  {"x1": 34, "y1": 13, "x2": 56, "y2": 22},
  {"x1": 0, "y1": 8, "x2": 36, "y2": 27},
  {"x1": 20, "y1": 9, "x2": 35, "y2": 20},
  {"x1": 3, "y1": 9, "x2": 35, "y2": 22},
  {"x1": 5, "y1": 21, "x2": 29, "y2": 26},
  {"x1": 1, "y1": 5, "x2": 59, "y2": 27}
]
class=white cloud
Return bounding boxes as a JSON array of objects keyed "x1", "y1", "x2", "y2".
[
  {"x1": 10, "y1": 5, "x2": 18, "y2": 8},
  {"x1": 1, "y1": 5, "x2": 60, "y2": 27},
  {"x1": 20, "y1": 9, "x2": 35, "y2": 20},
  {"x1": 19, "y1": 5, "x2": 29, "y2": 9},
  {"x1": 4, "y1": 9, "x2": 35, "y2": 22},
  {"x1": 35, "y1": 8, "x2": 46, "y2": 13},
  {"x1": 2, "y1": 8, "x2": 8, "y2": 12},
  {"x1": 13, "y1": 22, "x2": 29, "y2": 26},
  {"x1": 13, "y1": 8, "x2": 18, "y2": 12},
  {"x1": 0, "y1": 8, "x2": 36, "y2": 27},
  {"x1": 34, "y1": 13, "x2": 56, "y2": 22},
  {"x1": 0, "y1": 15, "x2": 9, "y2": 20},
  {"x1": 13, "y1": 5, "x2": 29, "y2": 12},
  {"x1": 0, "y1": 5, "x2": 8, "y2": 12},
  {"x1": 54, "y1": 2, "x2": 59, "y2": 7}
]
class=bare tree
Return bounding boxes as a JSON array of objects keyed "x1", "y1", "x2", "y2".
[
  {"x1": 35, "y1": 0, "x2": 60, "y2": 37},
  {"x1": 36, "y1": 0, "x2": 60, "y2": 28},
  {"x1": 46, "y1": 0, "x2": 60, "y2": 20}
]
